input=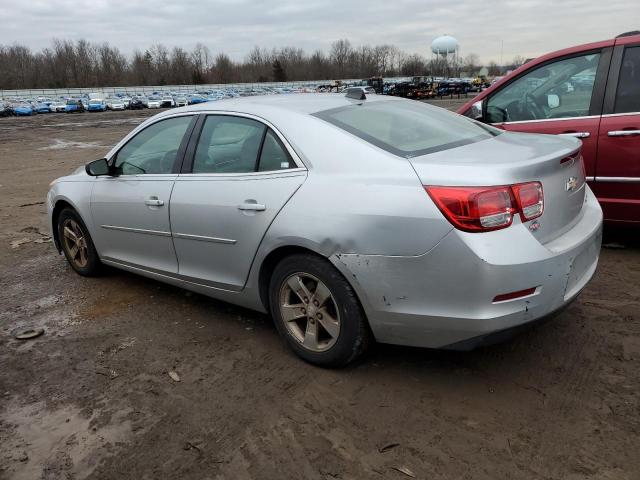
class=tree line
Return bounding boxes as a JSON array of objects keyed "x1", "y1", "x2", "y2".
[{"x1": 0, "y1": 38, "x2": 525, "y2": 90}]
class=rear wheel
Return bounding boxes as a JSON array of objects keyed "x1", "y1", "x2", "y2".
[
  {"x1": 269, "y1": 253, "x2": 370, "y2": 367},
  {"x1": 57, "y1": 208, "x2": 102, "y2": 276}
]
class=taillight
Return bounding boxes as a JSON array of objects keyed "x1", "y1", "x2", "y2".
[
  {"x1": 425, "y1": 186, "x2": 516, "y2": 232},
  {"x1": 425, "y1": 181, "x2": 544, "y2": 233},
  {"x1": 512, "y1": 182, "x2": 544, "y2": 221}
]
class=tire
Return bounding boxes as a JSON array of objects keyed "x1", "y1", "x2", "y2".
[
  {"x1": 57, "y1": 207, "x2": 102, "y2": 276},
  {"x1": 269, "y1": 253, "x2": 371, "y2": 367}
]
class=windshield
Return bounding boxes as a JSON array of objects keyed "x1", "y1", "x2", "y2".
[{"x1": 314, "y1": 100, "x2": 500, "y2": 158}]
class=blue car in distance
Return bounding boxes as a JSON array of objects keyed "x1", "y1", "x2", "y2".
[
  {"x1": 34, "y1": 103, "x2": 52, "y2": 114},
  {"x1": 14, "y1": 104, "x2": 34, "y2": 116},
  {"x1": 87, "y1": 98, "x2": 107, "y2": 112},
  {"x1": 65, "y1": 99, "x2": 85, "y2": 113}
]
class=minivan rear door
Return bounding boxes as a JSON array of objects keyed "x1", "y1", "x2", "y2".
[{"x1": 594, "y1": 37, "x2": 640, "y2": 223}]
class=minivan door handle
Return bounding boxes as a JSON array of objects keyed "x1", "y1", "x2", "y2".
[
  {"x1": 560, "y1": 131, "x2": 590, "y2": 139},
  {"x1": 608, "y1": 129, "x2": 640, "y2": 137},
  {"x1": 144, "y1": 196, "x2": 164, "y2": 207},
  {"x1": 238, "y1": 200, "x2": 266, "y2": 211}
]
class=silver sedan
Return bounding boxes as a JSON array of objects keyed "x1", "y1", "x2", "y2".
[{"x1": 47, "y1": 93, "x2": 603, "y2": 366}]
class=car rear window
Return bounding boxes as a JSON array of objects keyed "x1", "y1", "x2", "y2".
[{"x1": 314, "y1": 100, "x2": 500, "y2": 158}]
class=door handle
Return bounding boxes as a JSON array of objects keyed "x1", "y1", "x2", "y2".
[
  {"x1": 238, "y1": 201, "x2": 266, "y2": 211},
  {"x1": 608, "y1": 130, "x2": 640, "y2": 137},
  {"x1": 145, "y1": 196, "x2": 164, "y2": 207},
  {"x1": 559, "y1": 131, "x2": 590, "y2": 139}
]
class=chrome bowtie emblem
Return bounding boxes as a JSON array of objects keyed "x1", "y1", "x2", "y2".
[{"x1": 566, "y1": 176, "x2": 579, "y2": 192}]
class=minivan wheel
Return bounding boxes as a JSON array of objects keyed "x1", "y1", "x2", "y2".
[
  {"x1": 269, "y1": 253, "x2": 370, "y2": 367},
  {"x1": 57, "y1": 208, "x2": 102, "y2": 276}
]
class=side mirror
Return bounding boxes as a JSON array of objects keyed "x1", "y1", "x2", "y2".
[
  {"x1": 469, "y1": 100, "x2": 484, "y2": 120},
  {"x1": 85, "y1": 158, "x2": 111, "y2": 176},
  {"x1": 547, "y1": 94, "x2": 560, "y2": 109}
]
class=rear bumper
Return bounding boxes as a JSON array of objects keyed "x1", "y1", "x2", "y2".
[{"x1": 333, "y1": 186, "x2": 603, "y2": 349}]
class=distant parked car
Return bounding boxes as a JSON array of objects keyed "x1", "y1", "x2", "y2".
[
  {"x1": 161, "y1": 96, "x2": 175, "y2": 108},
  {"x1": 87, "y1": 98, "x2": 107, "y2": 112},
  {"x1": 0, "y1": 103, "x2": 15, "y2": 117},
  {"x1": 188, "y1": 94, "x2": 208, "y2": 105},
  {"x1": 49, "y1": 101, "x2": 67, "y2": 113},
  {"x1": 65, "y1": 99, "x2": 85, "y2": 113},
  {"x1": 146, "y1": 95, "x2": 162, "y2": 109},
  {"x1": 34, "y1": 103, "x2": 52, "y2": 114},
  {"x1": 14, "y1": 104, "x2": 34, "y2": 116},
  {"x1": 129, "y1": 97, "x2": 145, "y2": 110},
  {"x1": 175, "y1": 95, "x2": 188, "y2": 107},
  {"x1": 106, "y1": 98, "x2": 126, "y2": 111}
]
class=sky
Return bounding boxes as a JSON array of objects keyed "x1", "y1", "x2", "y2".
[{"x1": 0, "y1": 0, "x2": 636, "y2": 64}]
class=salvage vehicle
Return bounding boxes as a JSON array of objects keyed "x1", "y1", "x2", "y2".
[
  {"x1": 87, "y1": 98, "x2": 107, "y2": 112},
  {"x1": 146, "y1": 95, "x2": 162, "y2": 109},
  {"x1": 50, "y1": 101, "x2": 67, "y2": 112},
  {"x1": 0, "y1": 102, "x2": 15, "y2": 117},
  {"x1": 65, "y1": 99, "x2": 85, "y2": 113},
  {"x1": 161, "y1": 96, "x2": 176, "y2": 108},
  {"x1": 14, "y1": 104, "x2": 34, "y2": 116},
  {"x1": 106, "y1": 98, "x2": 126, "y2": 110},
  {"x1": 129, "y1": 97, "x2": 145, "y2": 110},
  {"x1": 48, "y1": 93, "x2": 602, "y2": 366},
  {"x1": 34, "y1": 103, "x2": 52, "y2": 114},
  {"x1": 459, "y1": 31, "x2": 640, "y2": 224}
]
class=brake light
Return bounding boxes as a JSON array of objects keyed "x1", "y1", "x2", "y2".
[
  {"x1": 425, "y1": 186, "x2": 516, "y2": 232},
  {"x1": 425, "y1": 181, "x2": 544, "y2": 232},
  {"x1": 512, "y1": 182, "x2": 544, "y2": 221}
]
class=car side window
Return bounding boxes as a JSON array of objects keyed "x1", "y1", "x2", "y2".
[
  {"x1": 486, "y1": 53, "x2": 601, "y2": 123},
  {"x1": 257, "y1": 129, "x2": 296, "y2": 171},
  {"x1": 193, "y1": 116, "x2": 266, "y2": 173},
  {"x1": 114, "y1": 116, "x2": 192, "y2": 175},
  {"x1": 614, "y1": 46, "x2": 640, "y2": 114}
]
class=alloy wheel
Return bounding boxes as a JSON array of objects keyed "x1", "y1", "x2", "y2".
[
  {"x1": 278, "y1": 272, "x2": 341, "y2": 352},
  {"x1": 62, "y1": 218, "x2": 88, "y2": 268}
]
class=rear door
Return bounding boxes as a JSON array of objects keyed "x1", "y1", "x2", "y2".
[
  {"x1": 594, "y1": 39, "x2": 640, "y2": 223},
  {"x1": 170, "y1": 114, "x2": 307, "y2": 291},
  {"x1": 484, "y1": 48, "x2": 612, "y2": 183}
]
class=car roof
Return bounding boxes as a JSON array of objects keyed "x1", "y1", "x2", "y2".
[{"x1": 158, "y1": 92, "x2": 395, "y2": 117}]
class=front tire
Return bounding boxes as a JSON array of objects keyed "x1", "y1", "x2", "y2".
[
  {"x1": 269, "y1": 253, "x2": 371, "y2": 367},
  {"x1": 57, "y1": 208, "x2": 102, "y2": 276}
]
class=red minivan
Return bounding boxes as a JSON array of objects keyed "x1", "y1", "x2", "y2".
[{"x1": 459, "y1": 32, "x2": 640, "y2": 224}]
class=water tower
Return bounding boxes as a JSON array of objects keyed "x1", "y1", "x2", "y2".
[{"x1": 431, "y1": 35, "x2": 459, "y2": 77}]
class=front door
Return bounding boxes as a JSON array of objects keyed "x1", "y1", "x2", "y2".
[
  {"x1": 594, "y1": 43, "x2": 640, "y2": 223},
  {"x1": 170, "y1": 115, "x2": 306, "y2": 290},
  {"x1": 91, "y1": 115, "x2": 194, "y2": 272},
  {"x1": 484, "y1": 50, "x2": 610, "y2": 183}
]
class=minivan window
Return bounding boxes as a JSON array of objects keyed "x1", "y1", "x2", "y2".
[
  {"x1": 486, "y1": 53, "x2": 600, "y2": 123},
  {"x1": 314, "y1": 101, "x2": 499, "y2": 158},
  {"x1": 614, "y1": 46, "x2": 640, "y2": 114}
]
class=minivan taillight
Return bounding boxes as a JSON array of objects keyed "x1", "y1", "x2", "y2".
[{"x1": 425, "y1": 182, "x2": 544, "y2": 233}]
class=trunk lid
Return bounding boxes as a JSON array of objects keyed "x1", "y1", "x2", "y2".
[{"x1": 408, "y1": 131, "x2": 586, "y2": 244}]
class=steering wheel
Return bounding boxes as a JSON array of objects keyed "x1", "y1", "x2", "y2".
[{"x1": 521, "y1": 92, "x2": 545, "y2": 120}]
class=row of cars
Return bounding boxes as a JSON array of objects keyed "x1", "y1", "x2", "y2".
[
  {"x1": 1, "y1": 77, "x2": 487, "y2": 118},
  {"x1": 0, "y1": 85, "x2": 321, "y2": 117}
]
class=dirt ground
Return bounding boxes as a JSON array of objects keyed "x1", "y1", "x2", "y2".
[{"x1": 0, "y1": 100, "x2": 639, "y2": 480}]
